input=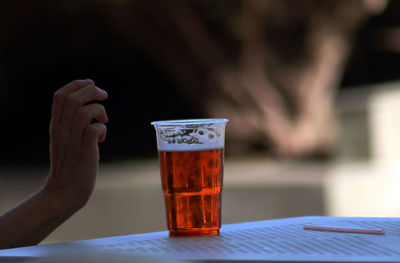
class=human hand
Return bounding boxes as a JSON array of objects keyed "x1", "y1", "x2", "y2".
[{"x1": 45, "y1": 79, "x2": 108, "y2": 212}]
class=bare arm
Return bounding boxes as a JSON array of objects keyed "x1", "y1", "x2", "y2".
[{"x1": 0, "y1": 79, "x2": 108, "y2": 249}]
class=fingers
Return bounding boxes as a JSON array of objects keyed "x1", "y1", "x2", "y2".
[
  {"x1": 81, "y1": 123, "x2": 108, "y2": 163},
  {"x1": 61, "y1": 85, "x2": 108, "y2": 137},
  {"x1": 51, "y1": 79, "x2": 94, "y2": 126},
  {"x1": 86, "y1": 122, "x2": 107, "y2": 143},
  {"x1": 71, "y1": 103, "x2": 108, "y2": 148},
  {"x1": 49, "y1": 79, "x2": 108, "y2": 176},
  {"x1": 50, "y1": 79, "x2": 92, "y2": 174}
]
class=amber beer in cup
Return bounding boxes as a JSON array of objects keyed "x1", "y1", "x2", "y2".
[{"x1": 152, "y1": 119, "x2": 228, "y2": 237}]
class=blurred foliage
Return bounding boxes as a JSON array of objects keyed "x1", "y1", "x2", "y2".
[{"x1": 0, "y1": 0, "x2": 399, "y2": 165}]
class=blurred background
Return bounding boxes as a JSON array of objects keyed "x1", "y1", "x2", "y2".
[{"x1": 1, "y1": 0, "x2": 400, "y2": 243}]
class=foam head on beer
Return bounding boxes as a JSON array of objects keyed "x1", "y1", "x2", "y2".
[
  {"x1": 151, "y1": 119, "x2": 228, "y2": 152},
  {"x1": 152, "y1": 119, "x2": 228, "y2": 237}
]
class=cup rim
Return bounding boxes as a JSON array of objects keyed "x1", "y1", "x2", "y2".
[{"x1": 151, "y1": 118, "x2": 229, "y2": 126}]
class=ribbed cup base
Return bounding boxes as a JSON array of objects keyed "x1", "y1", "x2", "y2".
[{"x1": 169, "y1": 229, "x2": 219, "y2": 237}]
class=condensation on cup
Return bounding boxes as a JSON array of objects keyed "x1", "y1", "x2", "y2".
[{"x1": 151, "y1": 119, "x2": 229, "y2": 237}]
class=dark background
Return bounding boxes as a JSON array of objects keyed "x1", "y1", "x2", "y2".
[{"x1": 0, "y1": 0, "x2": 399, "y2": 166}]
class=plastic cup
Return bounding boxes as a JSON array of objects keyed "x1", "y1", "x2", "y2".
[{"x1": 151, "y1": 119, "x2": 228, "y2": 237}]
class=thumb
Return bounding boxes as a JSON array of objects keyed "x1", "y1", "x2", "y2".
[{"x1": 81, "y1": 123, "x2": 107, "y2": 163}]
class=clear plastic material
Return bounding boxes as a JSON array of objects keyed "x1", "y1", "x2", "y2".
[{"x1": 152, "y1": 119, "x2": 228, "y2": 237}]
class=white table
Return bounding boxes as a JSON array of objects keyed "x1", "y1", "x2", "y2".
[{"x1": 0, "y1": 216, "x2": 399, "y2": 262}]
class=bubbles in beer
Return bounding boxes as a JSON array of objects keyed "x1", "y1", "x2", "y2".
[{"x1": 159, "y1": 149, "x2": 223, "y2": 236}]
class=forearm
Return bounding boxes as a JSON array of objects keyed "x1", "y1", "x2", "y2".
[
  {"x1": 0, "y1": 80, "x2": 108, "y2": 250},
  {"x1": 0, "y1": 188, "x2": 78, "y2": 249}
]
